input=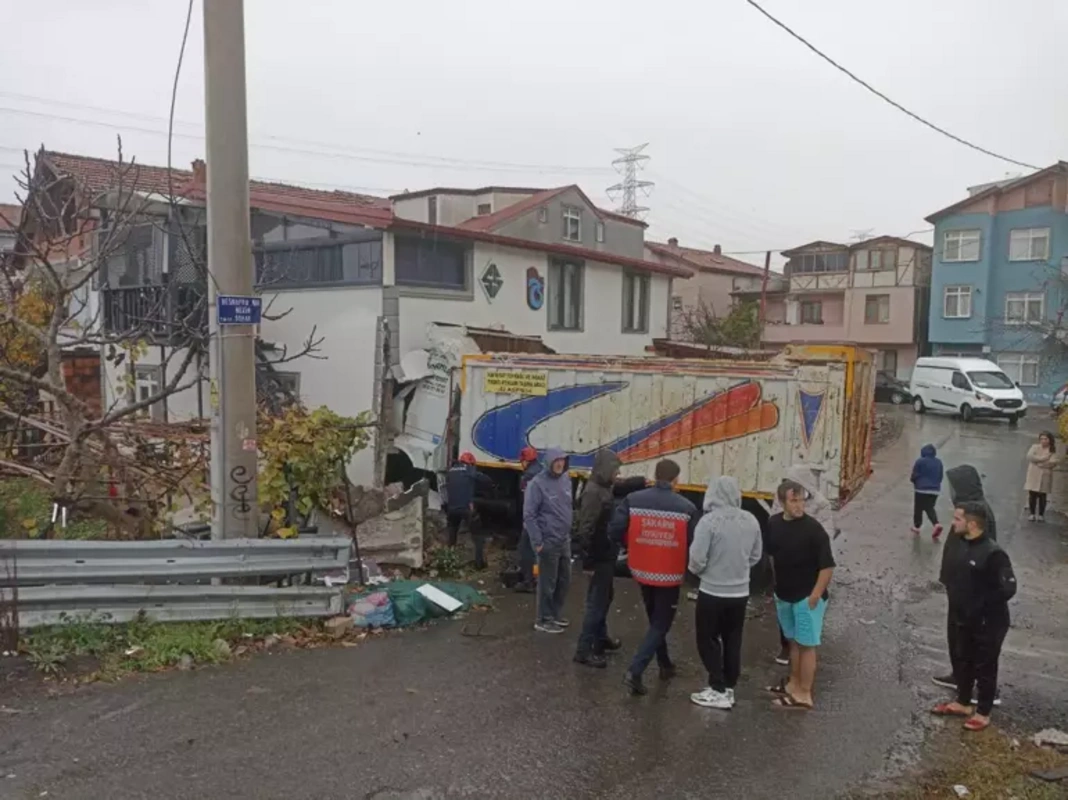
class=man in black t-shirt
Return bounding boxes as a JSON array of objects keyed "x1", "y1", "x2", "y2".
[{"x1": 765, "y1": 479, "x2": 836, "y2": 710}]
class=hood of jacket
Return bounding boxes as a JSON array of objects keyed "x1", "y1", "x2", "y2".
[
  {"x1": 590, "y1": 450, "x2": 621, "y2": 488},
  {"x1": 947, "y1": 465, "x2": 984, "y2": 502},
  {"x1": 543, "y1": 447, "x2": 569, "y2": 479},
  {"x1": 784, "y1": 464, "x2": 821, "y2": 496},
  {"x1": 703, "y1": 476, "x2": 742, "y2": 512},
  {"x1": 921, "y1": 444, "x2": 937, "y2": 458}
]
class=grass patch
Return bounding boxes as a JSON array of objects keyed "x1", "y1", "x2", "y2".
[
  {"x1": 857, "y1": 728, "x2": 1068, "y2": 799},
  {"x1": 20, "y1": 614, "x2": 312, "y2": 680},
  {"x1": 0, "y1": 478, "x2": 109, "y2": 539}
]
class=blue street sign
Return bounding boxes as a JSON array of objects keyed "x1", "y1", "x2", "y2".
[{"x1": 216, "y1": 295, "x2": 262, "y2": 325}]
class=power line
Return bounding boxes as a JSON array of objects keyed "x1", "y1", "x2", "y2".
[
  {"x1": 0, "y1": 95, "x2": 610, "y2": 176},
  {"x1": 744, "y1": 0, "x2": 1040, "y2": 171}
]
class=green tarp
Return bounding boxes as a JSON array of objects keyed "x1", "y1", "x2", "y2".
[{"x1": 346, "y1": 580, "x2": 490, "y2": 628}]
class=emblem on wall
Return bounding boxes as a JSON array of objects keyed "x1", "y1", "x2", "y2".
[
  {"x1": 526, "y1": 267, "x2": 545, "y2": 310},
  {"x1": 480, "y1": 262, "x2": 503, "y2": 301}
]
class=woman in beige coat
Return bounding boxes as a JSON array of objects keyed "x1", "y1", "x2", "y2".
[{"x1": 1025, "y1": 431, "x2": 1057, "y2": 522}]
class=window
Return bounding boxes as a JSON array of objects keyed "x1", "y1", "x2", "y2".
[
  {"x1": 1009, "y1": 228, "x2": 1050, "y2": 261},
  {"x1": 263, "y1": 370, "x2": 301, "y2": 404},
  {"x1": 1005, "y1": 291, "x2": 1044, "y2": 325},
  {"x1": 881, "y1": 349, "x2": 898, "y2": 374},
  {"x1": 672, "y1": 295, "x2": 684, "y2": 311},
  {"x1": 943, "y1": 285, "x2": 972, "y2": 318},
  {"x1": 131, "y1": 364, "x2": 163, "y2": 421},
  {"x1": 394, "y1": 236, "x2": 468, "y2": 290},
  {"x1": 595, "y1": 221, "x2": 606, "y2": 243},
  {"x1": 792, "y1": 252, "x2": 848, "y2": 273},
  {"x1": 800, "y1": 300, "x2": 823, "y2": 324},
  {"x1": 943, "y1": 230, "x2": 981, "y2": 262},
  {"x1": 864, "y1": 294, "x2": 890, "y2": 324},
  {"x1": 969, "y1": 368, "x2": 1017, "y2": 389},
  {"x1": 548, "y1": 260, "x2": 584, "y2": 330},
  {"x1": 562, "y1": 206, "x2": 581, "y2": 242},
  {"x1": 870, "y1": 249, "x2": 896, "y2": 271},
  {"x1": 996, "y1": 354, "x2": 1039, "y2": 387},
  {"x1": 951, "y1": 371, "x2": 970, "y2": 390},
  {"x1": 476, "y1": 203, "x2": 492, "y2": 216},
  {"x1": 538, "y1": 206, "x2": 548, "y2": 224},
  {"x1": 622, "y1": 271, "x2": 650, "y2": 333},
  {"x1": 255, "y1": 237, "x2": 383, "y2": 288},
  {"x1": 104, "y1": 222, "x2": 164, "y2": 286},
  {"x1": 427, "y1": 196, "x2": 437, "y2": 226}
]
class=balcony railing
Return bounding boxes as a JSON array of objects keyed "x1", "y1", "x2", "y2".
[{"x1": 102, "y1": 282, "x2": 207, "y2": 343}]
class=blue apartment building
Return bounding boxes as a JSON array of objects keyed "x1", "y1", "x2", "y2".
[{"x1": 926, "y1": 162, "x2": 1068, "y2": 402}]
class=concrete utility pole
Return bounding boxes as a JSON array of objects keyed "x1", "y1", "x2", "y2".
[{"x1": 204, "y1": 0, "x2": 258, "y2": 539}]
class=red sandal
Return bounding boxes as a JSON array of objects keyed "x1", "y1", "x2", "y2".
[
  {"x1": 963, "y1": 715, "x2": 990, "y2": 732},
  {"x1": 931, "y1": 702, "x2": 971, "y2": 717}
]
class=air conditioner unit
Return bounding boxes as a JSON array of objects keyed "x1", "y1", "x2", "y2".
[{"x1": 981, "y1": 345, "x2": 992, "y2": 354}]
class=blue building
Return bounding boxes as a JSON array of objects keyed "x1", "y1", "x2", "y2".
[{"x1": 926, "y1": 162, "x2": 1068, "y2": 402}]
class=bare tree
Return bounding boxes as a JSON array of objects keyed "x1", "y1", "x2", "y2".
[
  {"x1": 674, "y1": 299, "x2": 762, "y2": 350},
  {"x1": 0, "y1": 144, "x2": 323, "y2": 537}
]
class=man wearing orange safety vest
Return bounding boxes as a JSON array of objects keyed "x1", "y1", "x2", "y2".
[{"x1": 608, "y1": 459, "x2": 699, "y2": 696}]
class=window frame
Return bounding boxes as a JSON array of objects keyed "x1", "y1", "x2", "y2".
[
  {"x1": 548, "y1": 259, "x2": 584, "y2": 331},
  {"x1": 393, "y1": 235, "x2": 470, "y2": 293},
  {"x1": 942, "y1": 285, "x2": 972, "y2": 319},
  {"x1": 595, "y1": 221, "x2": 606, "y2": 243},
  {"x1": 562, "y1": 206, "x2": 582, "y2": 243},
  {"x1": 864, "y1": 293, "x2": 891, "y2": 324},
  {"x1": 538, "y1": 206, "x2": 549, "y2": 224},
  {"x1": 621, "y1": 270, "x2": 650, "y2": 334},
  {"x1": 1008, "y1": 227, "x2": 1050, "y2": 262},
  {"x1": 799, "y1": 300, "x2": 823, "y2": 324},
  {"x1": 996, "y1": 353, "x2": 1039, "y2": 387},
  {"x1": 476, "y1": 203, "x2": 492, "y2": 216},
  {"x1": 131, "y1": 364, "x2": 164, "y2": 421},
  {"x1": 942, "y1": 229, "x2": 981, "y2": 263},
  {"x1": 1004, "y1": 291, "x2": 1045, "y2": 325},
  {"x1": 254, "y1": 234, "x2": 383, "y2": 290}
]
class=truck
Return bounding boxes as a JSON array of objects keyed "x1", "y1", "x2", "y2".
[{"x1": 450, "y1": 343, "x2": 876, "y2": 514}]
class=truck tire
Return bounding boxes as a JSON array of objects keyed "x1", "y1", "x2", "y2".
[
  {"x1": 890, "y1": 391, "x2": 906, "y2": 405},
  {"x1": 960, "y1": 403, "x2": 974, "y2": 422},
  {"x1": 913, "y1": 396, "x2": 926, "y2": 414}
]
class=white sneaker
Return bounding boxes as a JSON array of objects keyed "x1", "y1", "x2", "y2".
[
  {"x1": 690, "y1": 687, "x2": 732, "y2": 709},
  {"x1": 725, "y1": 688, "x2": 735, "y2": 707},
  {"x1": 1028, "y1": 514, "x2": 1036, "y2": 522}
]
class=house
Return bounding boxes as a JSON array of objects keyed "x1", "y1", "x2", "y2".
[
  {"x1": 31, "y1": 153, "x2": 690, "y2": 486},
  {"x1": 925, "y1": 162, "x2": 1068, "y2": 400},
  {"x1": 732, "y1": 237, "x2": 932, "y2": 378},
  {"x1": 642, "y1": 238, "x2": 766, "y2": 338},
  {"x1": 0, "y1": 203, "x2": 19, "y2": 258}
]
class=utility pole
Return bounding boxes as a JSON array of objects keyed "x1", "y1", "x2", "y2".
[
  {"x1": 204, "y1": 0, "x2": 258, "y2": 539},
  {"x1": 606, "y1": 144, "x2": 655, "y2": 219},
  {"x1": 758, "y1": 250, "x2": 772, "y2": 346}
]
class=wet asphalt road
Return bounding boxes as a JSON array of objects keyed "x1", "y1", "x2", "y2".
[{"x1": 1, "y1": 409, "x2": 1066, "y2": 800}]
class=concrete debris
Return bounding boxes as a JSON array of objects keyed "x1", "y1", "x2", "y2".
[
  {"x1": 177, "y1": 654, "x2": 194, "y2": 671},
  {"x1": 324, "y1": 615, "x2": 353, "y2": 639},
  {"x1": 1033, "y1": 728, "x2": 1068, "y2": 748},
  {"x1": 263, "y1": 634, "x2": 282, "y2": 650},
  {"x1": 951, "y1": 785, "x2": 970, "y2": 797}
]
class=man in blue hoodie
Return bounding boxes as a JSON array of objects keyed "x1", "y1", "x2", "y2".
[
  {"x1": 515, "y1": 446, "x2": 543, "y2": 593},
  {"x1": 524, "y1": 447, "x2": 574, "y2": 634},
  {"x1": 910, "y1": 444, "x2": 944, "y2": 539}
]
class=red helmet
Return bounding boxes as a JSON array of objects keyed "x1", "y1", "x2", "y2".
[
  {"x1": 519, "y1": 446, "x2": 538, "y2": 463},
  {"x1": 459, "y1": 451, "x2": 476, "y2": 465}
]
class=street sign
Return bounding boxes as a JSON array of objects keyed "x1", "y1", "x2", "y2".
[{"x1": 216, "y1": 295, "x2": 262, "y2": 325}]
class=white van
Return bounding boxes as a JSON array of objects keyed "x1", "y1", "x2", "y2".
[{"x1": 909, "y1": 357, "x2": 1027, "y2": 424}]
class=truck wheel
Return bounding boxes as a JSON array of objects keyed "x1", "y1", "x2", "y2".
[
  {"x1": 960, "y1": 403, "x2": 974, "y2": 422},
  {"x1": 890, "y1": 391, "x2": 905, "y2": 405},
  {"x1": 912, "y1": 396, "x2": 925, "y2": 414}
]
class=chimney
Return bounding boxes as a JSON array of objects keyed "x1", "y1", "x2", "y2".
[
  {"x1": 191, "y1": 158, "x2": 206, "y2": 185},
  {"x1": 713, "y1": 244, "x2": 722, "y2": 255},
  {"x1": 667, "y1": 237, "x2": 678, "y2": 247}
]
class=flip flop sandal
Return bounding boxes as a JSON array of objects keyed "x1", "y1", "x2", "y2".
[
  {"x1": 771, "y1": 694, "x2": 812, "y2": 711},
  {"x1": 765, "y1": 678, "x2": 789, "y2": 695},
  {"x1": 931, "y1": 702, "x2": 972, "y2": 717},
  {"x1": 963, "y1": 716, "x2": 991, "y2": 732}
]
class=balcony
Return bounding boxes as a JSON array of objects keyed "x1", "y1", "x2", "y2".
[
  {"x1": 102, "y1": 282, "x2": 207, "y2": 344},
  {"x1": 731, "y1": 275, "x2": 787, "y2": 294}
]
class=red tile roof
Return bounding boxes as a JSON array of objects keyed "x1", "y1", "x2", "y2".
[
  {"x1": 449, "y1": 183, "x2": 645, "y2": 230},
  {"x1": 39, "y1": 151, "x2": 393, "y2": 228},
  {"x1": 390, "y1": 185, "x2": 546, "y2": 200},
  {"x1": 924, "y1": 161, "x2": 1068, "y2": 223},
  {"x1": 0, "y1": 203, "x2": 20, "y2": 232},
  {"x1": 646, "y1": 241, "x2": 765, "y2": 277}
]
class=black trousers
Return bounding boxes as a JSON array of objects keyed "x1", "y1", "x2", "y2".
[
  {"x1": 446, "y1": 508, "x2": 485, "y2": 567},
  {"x1": 628, "y1": 584, "x2": 680, "y2": 677},
  {"x1": 695, "y1": 593, "x2": 748, "y2": 691},
  {"x1": 1028, "y1": 491, "x2": 1047, "y2": 516},
  {"x1": 950, "y1": 613, "x2": 1009, "y2": 716},
  {"x1": 576, "y1": 560, "x2": 615, "y2": 656},
  {"x1": 913, "y1": 492, "x2": 939, "y2": 527}
]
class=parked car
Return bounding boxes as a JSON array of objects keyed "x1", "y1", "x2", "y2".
[
  {"x1": 1052, "y1": 382, "x2": 1068, "y2": 413},
  {"x1": 909, "y1": 356, "x2": 1026, "y2": 424},
  {"x1": 875, "y1": 371, "x2": 911, "y2": 405}
]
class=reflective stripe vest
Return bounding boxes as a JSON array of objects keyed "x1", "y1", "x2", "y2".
[{"x1": 626, "y1": 506, "x2": 691, "y2": 587}]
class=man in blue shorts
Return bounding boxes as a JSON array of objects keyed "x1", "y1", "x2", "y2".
[{"x1": 766, "y1": 478, "x2": 835, "y2": 710}]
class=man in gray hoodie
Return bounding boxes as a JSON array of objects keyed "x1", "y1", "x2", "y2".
[
  {"x1": 688, "y1": 476, "x2": 763, "y2": 709},
  {"x1": 524, "y1": 447, "x2": 574, "y2": 634}
]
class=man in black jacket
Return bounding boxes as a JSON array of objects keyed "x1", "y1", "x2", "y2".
[
  {"x1": 573, "y1": 450, "x2": 647, "y2": 669},
  {"x1": 934, "y1": 465, "x2": 1001, "y2": 706},
  {"x1": 930, "y1": 501, "x2": 1016, "y2": 731}
]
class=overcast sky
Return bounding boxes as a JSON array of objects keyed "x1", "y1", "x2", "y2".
[{"x1": 1, "y1": 0, "x2": 1064, "y2": 264}]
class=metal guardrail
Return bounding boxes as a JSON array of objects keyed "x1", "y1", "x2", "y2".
[
  {"x1": 13, "y1": 584, "x2": 344, "y2": 627},
  {"x1": 0, "y1": 537, "x2": 351, "y2": 586}
]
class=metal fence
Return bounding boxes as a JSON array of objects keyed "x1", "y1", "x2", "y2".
[{"x1": 0, "y1": 536, "x2": 351, "y2": 627}]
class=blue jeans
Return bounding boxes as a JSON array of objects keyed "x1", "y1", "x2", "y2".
[
  {"x1": 575, "y1": 560, "x2": 615, "y2": 656},
  {"x1": 628, "y1": 584, "x2": 680, "y2": 677},
  {"x1": 536, "y1": 543, "x2": 571, "y2": 623}
]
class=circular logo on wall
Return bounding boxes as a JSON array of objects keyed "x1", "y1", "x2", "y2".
[{"x1": 526, "y1": 267, "x2": 544, "y2": 310}]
